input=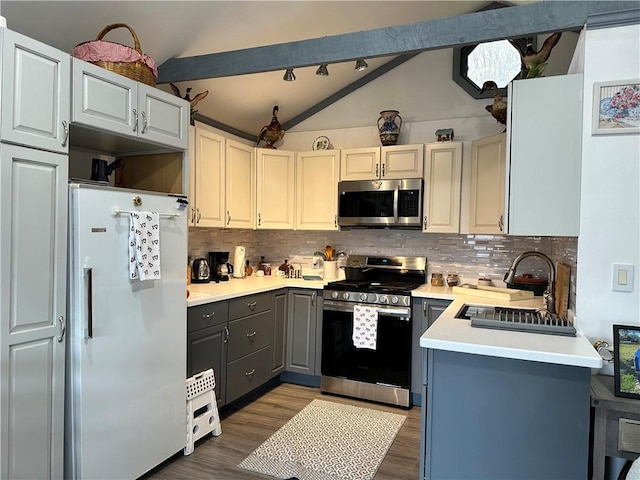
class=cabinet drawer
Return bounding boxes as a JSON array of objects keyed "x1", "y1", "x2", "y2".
[
  {"x1": 187, "y1": 301, "x2": 229, "y2": 331},
  {"x1": 229, "y1": 292, "x2": 272, "y2": 320},
  {"x1": 227, "y1": 310, "x2": 273, "y2": 362},
  {"x1": 226, "y1": 346, "x2": 272, "y2": 403}
]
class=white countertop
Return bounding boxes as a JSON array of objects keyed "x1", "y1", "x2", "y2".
[
  {"x1": 187, "y1": 275, "x2": 326, "y2": 306},
  {"x1": 420, "y1": 294, "x2": 603, "y2": 369}
]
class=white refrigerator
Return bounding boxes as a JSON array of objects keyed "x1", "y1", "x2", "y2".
[{"x1": 66, "y1": 183, "x2": 188, "y2": 479}]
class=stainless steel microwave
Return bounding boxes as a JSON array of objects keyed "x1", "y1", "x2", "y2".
[{"x1": 337, "y1": 178, "x2": 423, "y2": 229}]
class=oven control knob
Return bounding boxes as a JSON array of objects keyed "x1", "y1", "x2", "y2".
[
  {"x1": 378, "y1": 295, "x2": 388, "y2": 304},
  {"x1": 359, "y1": 293, "x2": 368, "y2": 302},
  {"x1": 331, "y1": 291, "x2": 339, "y2": 299},
  {"x1": 391, "y1": 296, "x2": 399, "y2": 304},
  {"x1": 342, "y1": 292, "x2": 350, "y2": 300}
]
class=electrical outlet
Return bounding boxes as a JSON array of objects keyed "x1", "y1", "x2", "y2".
[{"x1": 612, "y1": 263, "x2": 634, "y2": 292}]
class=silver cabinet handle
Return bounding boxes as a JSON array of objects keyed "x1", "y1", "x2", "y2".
[
  {"x1": 247, "y1": 301, "x2": 257, "y2": 310},
  {"x1": 191, "y1": 207, "x2": 196, "y2": 223},
  {"x1": 245, "y1": 369, "x2": 255, "y2": 377},
  {"x1": 381, "y1": 162, "x2": 386, "y2": 177},
  {"x1": 498, "y1": 214, "x2": 504, "y2": 232},
  {"x1": 224, "y1": 326, "x2": 229, "y2": 344},
  {"x1": 61, "y1": 121, "x2": 69, "y2": 147},
  {"x1": 132, "y1": 109, "x2": 138, "y2": 132},
  {"x1": 258, "y1": 213, "x2": 261, "y2": 226},
  {"x1": 196, "y1": 208, "x2": 201, "y2": 223},
  {"x1": 141, "y1": 111, "x2": 148, "y2": 134},
  {"x1": 246, "y1": 331, "x2": 256, "y2": 340},
  {"x1": 375, "y1": 163, "x2": 379, "y2": 177},
  {"x1": 227, "y1": 211, "x2": 231, "y2": 225},
  {"x1": 311, "y1": 292, "x2": 316, "y2": 306},
  {"x1": 424, "y1": 216, "x2": 428, "y2": 229},
  {"x1": 334, "y1": 215, "x2": 337, "y2": 227},
  {"x1": 85, "y1": 268, "x2": 93, "y2": 338},
  {"x1": 203, "y1": 311, "x2": 215, "y2": 319},
  {"x1": 57, "y1": 315, "x2": 65, "y2": 342}
]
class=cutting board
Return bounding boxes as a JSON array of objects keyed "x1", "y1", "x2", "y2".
[
  {"x1": 555, "y1": 263, "x2": 571, "y2": 318},
  {"x1": 452, "y1": 285, "x2": 534, "y2": 301}
]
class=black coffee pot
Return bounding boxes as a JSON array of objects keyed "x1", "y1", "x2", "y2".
[{"x1": 90, "y1": 158, "x2": 122, "y2": 182}]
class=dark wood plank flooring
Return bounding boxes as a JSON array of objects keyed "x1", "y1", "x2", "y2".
[{"x1": 144, "y1": 382, "x2": 421, "y2": 480}]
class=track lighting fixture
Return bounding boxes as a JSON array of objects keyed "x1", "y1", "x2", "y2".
[
  {"x1": 315, "y1": 64, "x2": 329, "y2": 77},
  {"x1": 283, "y1": 68, "x2": 296, "y2": 81},
  {"x1": 355, "y1": 59, "x2": 368, "y2": 71}
]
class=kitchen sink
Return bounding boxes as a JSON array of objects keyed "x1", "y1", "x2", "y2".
[{"x1": 456, "y1": 304, "x2": 576, "y2": 336}]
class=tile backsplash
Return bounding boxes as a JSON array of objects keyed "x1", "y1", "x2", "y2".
[{"x1": 189, "y1": 228, "x2": 578, "y2": 309}]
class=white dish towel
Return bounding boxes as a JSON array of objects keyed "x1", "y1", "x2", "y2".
[
  {"x1": 352, "y1": 304, "x2": 378, "y2": 350},
  {"x1": 129, "y1": 211, "x2": 161, "y2": 281}
]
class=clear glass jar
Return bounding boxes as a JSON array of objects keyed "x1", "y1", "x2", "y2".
[
  {"x1": 431, "y1": 273, "x2": 444, "y2": 286},
  {"x1": 447, "y1": 273, "x2": 459, "y2": 287}
]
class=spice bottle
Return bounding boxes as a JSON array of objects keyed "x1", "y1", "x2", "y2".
[
  {"x1": 431, "y1": 273, "x2": 444, "y2": 286},
  {"x1": 245, "y1": 260, "x2": 253, "y2": 277},
  {"x1": 279, "y1": 259, "x2": 292, "y2": 274},
  {"x1": 447, "y1": 273, "x2": 459, "y2": 287}
]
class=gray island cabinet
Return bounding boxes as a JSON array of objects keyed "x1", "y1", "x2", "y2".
[{"x1": 419, "y1": 297, "x2": 602, "y2": 480}]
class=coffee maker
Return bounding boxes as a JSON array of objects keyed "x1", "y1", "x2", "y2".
[{"x1": 209, "y1": 252, "x2": 232, "y2": 282}]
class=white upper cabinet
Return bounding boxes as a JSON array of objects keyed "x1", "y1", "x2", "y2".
[
  {"x1": 256, "y1": 148, "x2": 295, "y2": 229},
  {"x1": 1, "y1": 29, "x2": 70, "y2": 154},
  {"x1": 469, "y1": 133, "x2": 506, "y2": 234},
  {"x1": 505, "y1": 75, "x2": 582, "y2": 236},
  {"x1": 71, "y1": 59, "x2": 189, "y2": 150},
  {"x1": 296, "y1": 150, "x2": 339, "y2": 230},
  {"x1": 225, "y1": 139, "x2": 255, "y2": 229},
  {"x1": 340, "y1": 144, "x2": 423, "y2": 180},
  {"x1": 191, "y1": 127, "x2": 225, "y2": 227},
  {"x1": 423, "y1": 142, "x2": 462, "y2": 233}
]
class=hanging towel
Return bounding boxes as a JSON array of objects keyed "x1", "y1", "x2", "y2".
[
  {"x1": 352, "y1": 304, "x2": 378, "y2": 350},
  {"x1": 129, "y1": 211, "x2": 161, "y2": 281}
]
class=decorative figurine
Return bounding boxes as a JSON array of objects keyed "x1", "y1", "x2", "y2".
[
  {"x1": 169, "y1": 83, "x2": 209, "y2": 125},
  {"x1": 509, "y1": 32, "x2": 562, "y2": 79},
  {"x1": 435, "y1": 128, "x2": 454, "y2": 142},
  {"x1": 480, "y1": 80, "x2": 507, "y2": 126},
  {"x1": 257, "y1": 105, "x2": 285, "y2": 149}
]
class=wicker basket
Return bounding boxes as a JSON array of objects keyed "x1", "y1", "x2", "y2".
[{"x1": 72, "y1": 23, "x2": 157, "y2": 86}]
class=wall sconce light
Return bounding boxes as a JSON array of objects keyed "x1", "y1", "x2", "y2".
[
  {"x1": 283, "y1": 68, "x2": 296, "y2": 81},
  {"x1": 355, "y1": 59, "x2": 368, "y2": 71},
  {"x1": 315, "y1": 64, "x2": 329, "y2": 77}
]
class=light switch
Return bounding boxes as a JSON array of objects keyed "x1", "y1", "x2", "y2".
[{"x1": 613, "y1": 264, "x2": 634, "y2": 292}]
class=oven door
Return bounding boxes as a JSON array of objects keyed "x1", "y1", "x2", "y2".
[{"x1": 321, "y1": 300, "x2": 411, "y2": 388}]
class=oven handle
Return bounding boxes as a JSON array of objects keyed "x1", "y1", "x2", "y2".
[
  {"x1": 323, "y1": 301, "x2": 410, "y2": 317},
  {"x1": 393, "y1": 184, "x2": 399, "y2": 224}
]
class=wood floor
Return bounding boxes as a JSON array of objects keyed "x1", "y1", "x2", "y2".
[{"x1": 144, "y1": 382, "x2": 422, "y2": 480}]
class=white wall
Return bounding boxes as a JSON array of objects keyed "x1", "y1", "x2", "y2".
[{"x1": 576, "y1": 24, "x2": 640, "y2": 372}]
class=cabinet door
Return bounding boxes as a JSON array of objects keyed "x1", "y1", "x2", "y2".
[
  {"x1": 469, "y1": 133, "x2": 506, "y2": 234},
  {"x1": 193, "y1": 128, "x2": 225, "y2": 227},
  {"x1": 187, "y1": 323, "x2": 227, "y2": 407},
  {"x1": 272, "y1": 290, "x2": 287, "y2": 376},
  {"x1": 286, "y1": 290, "x2": 317, "y2": 375},
  {"x1": 1, "y1": 29, "x2": 70, "y2": 154},
  {"x1": 423, "y1": 142, "x2": 462, "y2": 233},
  {"x1": 340, "y1": 147, "x2": 380, "y2": 180},
  {"x1": 71, "y1": 58, "x2": 137, "y2": 138},
  {"x1": 137, "y1": 83, "x2": 189, "y2": 150},
  {"x1": 381, "y1": 144, "x2": 424, "y2": 179},
  {"x1": 506, "y1": 75, "x2": 582, "y2": 236},
  {"x1": 225, "y1": 139, "x2": 255, "y2": 229},
  {"x1": 411, "y1": 298, "x2": 451, "y2": 398},
  {"x1": 296, "y1": 150, "x2": 339, "y2": 230},
  {"x1": 256, "y1": 148, "x2": 295, "y2": 229},
  {"x1": 0, "y1": 144, "x2": 68, "y2": 480}
]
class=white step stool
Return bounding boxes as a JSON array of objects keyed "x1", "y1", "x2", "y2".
[{"x1": 184, "y1": 368, "x2": 222, "y2": 455}]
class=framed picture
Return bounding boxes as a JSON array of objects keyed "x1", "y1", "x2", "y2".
[
  {"x1": 613, "y1": 324, "x2": 640, "y2": 399},
  {"x1": 592, "y1": 80, "x2": 640, "y2": 135}
]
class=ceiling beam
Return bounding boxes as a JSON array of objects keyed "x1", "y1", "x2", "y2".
[{"x1": 157, "y1": 1, "x2": 638, "y2": 84}]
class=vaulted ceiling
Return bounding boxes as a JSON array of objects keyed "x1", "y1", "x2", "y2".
[{"x1": 1, "y1": 1, "x2": 636, "y2": 140}]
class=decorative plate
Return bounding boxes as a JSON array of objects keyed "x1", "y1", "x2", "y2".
[{"x1": 312, "y1": 136, "x2": 331, "y2": 150}]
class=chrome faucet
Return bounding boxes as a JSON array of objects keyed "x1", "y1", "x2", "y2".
[{"x1": 503, "y1": 251, "x2": 556, "y2": 314}]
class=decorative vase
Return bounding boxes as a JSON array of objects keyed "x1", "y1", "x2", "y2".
[{"x1": 377, "y1": 110, "x2": 402, "y2": 146}]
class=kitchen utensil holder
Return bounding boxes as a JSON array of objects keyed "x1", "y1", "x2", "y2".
[{"x1": 184, "y1": 368, "x2": 221, "y2": 455}]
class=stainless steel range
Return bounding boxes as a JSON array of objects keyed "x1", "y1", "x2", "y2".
[{"x1": 321, "y1": 255, "x2": 426, "y2": 408}]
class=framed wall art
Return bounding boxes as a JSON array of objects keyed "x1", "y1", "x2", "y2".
[
  {"x1": 613, "y1": 324, "x2": 640, "y2": 399},
  {"x1": 592, "y1": 80, "x2": 640, "y2": 135}
]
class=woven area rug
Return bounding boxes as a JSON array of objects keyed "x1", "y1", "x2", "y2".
[{"x1": 238, "y1": 399, "x2": 406, "y2": 480}]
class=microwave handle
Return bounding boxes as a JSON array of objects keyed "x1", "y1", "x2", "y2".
[{"x1": 393, "y1": 184, "x2": 399, "y2": 223}]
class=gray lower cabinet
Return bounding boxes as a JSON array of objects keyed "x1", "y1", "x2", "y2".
[
  {"x1": 187, "y1": 301, "x2": 229, "y2": 406},
  {"x1": 271, "y1": 289, "x2": 287, "y2": 375},
  {"x1": 286, "y1": 289, "x2": 319, "y2": 375},
  {"x1": 226, "y1": 292, "x2": 275, "y2": 403},
  {"x1": 411, "y1": 298, "x2": 451, "y2": 399}
]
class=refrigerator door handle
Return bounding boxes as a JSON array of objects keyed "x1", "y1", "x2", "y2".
[
  {"x1": 85, "y1": 267, "x2": 93, "y2": 338},
  {"x1": 57, "y1": 315, "x2": 65, "y2": 342}
]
